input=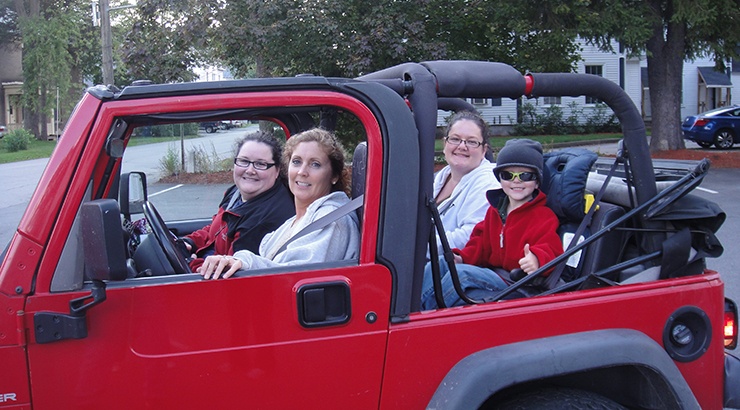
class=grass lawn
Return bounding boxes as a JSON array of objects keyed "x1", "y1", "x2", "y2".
[
  {"x1": 0, "y1": 134, "x2": 201, "y2": 164},
  {"x1": 0, "y1": 139, "x2": 57, "y2": 164}
]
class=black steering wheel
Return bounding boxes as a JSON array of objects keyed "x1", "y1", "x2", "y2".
[{"x1": 142, "y1": 201, "x2": 191, "y2": 274}]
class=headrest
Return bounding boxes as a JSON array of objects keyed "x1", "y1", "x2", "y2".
[{"x1": 541, "y1": 148, "x2": 598, "y2": 223}]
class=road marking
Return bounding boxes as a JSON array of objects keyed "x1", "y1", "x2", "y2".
[
  {"x1": 149, "y1": 184, "x2": 183, "y2": 197},
  {"x1": 695, "y1": 186, "x2": 718, "y2": 194}
]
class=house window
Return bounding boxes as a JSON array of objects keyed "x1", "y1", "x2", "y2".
[
  {"x1": 585, "y1": 65, "x2": 603, "y2": 104},
  {"x1": 491, "y1": 97, "x2": 502, "y2": 106},
  {"x1": 471, "y1": 98, "x2": 487, "y2": 105},
  {"x1": 542, "y1": 96, "x2": 561, "y2": 105}
]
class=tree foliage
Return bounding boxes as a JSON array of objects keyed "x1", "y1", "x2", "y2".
[
  {"x1": 577, "y1": 0, "x2": 740, "y2": 151},
  {"x1": 208, "y1": 0, "x2": 585, "y2": 78},
  {"x1": 428, "y1": 0, "x2": 583, "y2": 73},
  {"x1": 10, "y1": 0, "x2": 98, "y2": 138},
  {"x1": 122, "y1": 0, "x2": 214, "y2": 83}
]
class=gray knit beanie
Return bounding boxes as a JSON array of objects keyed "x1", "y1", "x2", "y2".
[{"x1": 492, "y1": 138, "x2": 544, "y2": 182}]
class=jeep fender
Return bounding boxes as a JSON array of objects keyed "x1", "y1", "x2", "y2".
[{"x1": 427, "y1": 329, "x2": 699, "y2": 409}]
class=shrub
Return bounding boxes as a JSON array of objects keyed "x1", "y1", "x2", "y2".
[
  {"x1": 159, "y1": 143, "x2": 182, "y2": 176},
  {"x1": 3, "y1": 129, "x2": 34, "y2": 152},
  {"x1": 512, "y1": 101, "x2": 621, "y2": 135}
]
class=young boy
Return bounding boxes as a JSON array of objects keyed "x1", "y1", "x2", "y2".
[{"x1": 421, "y1": 139, "x2": 563, "y2": 309}]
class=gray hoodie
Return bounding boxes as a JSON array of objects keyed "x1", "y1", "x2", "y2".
[{"x1": 232, "y1": 191, "x2": 360, "y2": 270}]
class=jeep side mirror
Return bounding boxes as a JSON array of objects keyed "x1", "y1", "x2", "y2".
[{"x1": 120, "y1": 172, "x2": 147, "y2": 220}]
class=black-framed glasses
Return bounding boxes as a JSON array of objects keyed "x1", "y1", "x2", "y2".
[
  {"x1": 234, "y1": 158, "x2": 276, "y2": 170},
  {"x1": 499, "y1": 170, "x2": 537, "y2": 182},
  {"x1": 444, "y1": 136, "x2": 484, "y2": 148}
]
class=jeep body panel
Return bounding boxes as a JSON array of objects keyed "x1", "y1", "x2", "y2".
[{"x1": 383, "y1": 273, "x2": 724, "y2": 408}]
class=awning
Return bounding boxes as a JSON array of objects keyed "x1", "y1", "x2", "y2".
[{"x1": 698, "y1": 66, "x2": 732, "y2": 88}]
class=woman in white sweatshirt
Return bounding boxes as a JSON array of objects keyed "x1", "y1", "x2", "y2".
[
  {"x1": 433, "y1": 111, "x2": 500, "y2": 255},
  {"x1": 198, "y1": 128, "x2": 360, "y2": 279}
]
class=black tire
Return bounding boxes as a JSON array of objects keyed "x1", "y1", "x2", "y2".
[
  {"x1": 696, "y1": 141, "x2": 712, "y2": 148},
  {"x1": 492, "y1": 388, "x2": 626, "y2": 410},
  {"x1": 205, "y1": 125, "x2": 216, "y2": 133},
  {"x1": 714, "y1": 129, "x2": 735, "y2": 149}
]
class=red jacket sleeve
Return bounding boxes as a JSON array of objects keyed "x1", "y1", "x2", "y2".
[{"x1": 455, "y1": 207, "x2": 499, "y2": 267}]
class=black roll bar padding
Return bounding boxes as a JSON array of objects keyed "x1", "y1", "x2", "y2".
[
  {"x1": 428, "y1": 221, "x2": 447, "y2": 309},
  {"x1": 429, "y1": 198, "x2": 482, "y2": 306},
  {"x1": 359, "y1": 62, "x2": 442, "y2": 312},
  {"x1": 438, "y1": 97, "x2": 477, "y2": 113},
  {"x1": 419, "y1": 61, "x2": 527, "y2": 100},
  {"x1": 526, "y1": 72, "x2": 662, "y2": 253},
  {"x1": 490, "y1": 159, "x2": 712, "y2": 301}
]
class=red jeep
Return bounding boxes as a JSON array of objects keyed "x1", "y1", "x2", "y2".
[{"x1": 1, "y1": 61, "x2": 738, "y2": 409}]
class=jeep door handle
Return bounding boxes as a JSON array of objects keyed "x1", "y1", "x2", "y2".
[{"x1": 297, "y1": 282, "x2": 351, "y2": 328}]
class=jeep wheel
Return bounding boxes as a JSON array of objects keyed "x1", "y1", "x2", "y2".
[
  {"x1": 490, "y1": 388, "x2": 626, "y2": 410},
  {"x1": 205, "y1": 125, "x2": 216, "y2": 133}
]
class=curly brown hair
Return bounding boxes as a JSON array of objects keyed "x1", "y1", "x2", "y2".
[{"x1": 283, "y1": 128, "x2": 349, "y2": 195}]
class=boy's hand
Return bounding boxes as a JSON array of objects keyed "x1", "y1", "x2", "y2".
[
  {"x1": 453, "y1": 253, "x2": 463, "y2": 264},
  {"x1": 518, "y1": 243, "x2": 540, "y2": 274}
]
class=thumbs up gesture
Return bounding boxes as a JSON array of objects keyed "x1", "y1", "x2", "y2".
[{"x1": 518, "y1": 243, "x2": 540, "y2": 274}]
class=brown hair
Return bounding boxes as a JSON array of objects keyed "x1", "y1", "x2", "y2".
[
  {"x1": 283, "y1": 128, "x2": 349, "y2": 195},
  {"x1": 445, "y1": 110, "x2": 491, "y2": 146}
]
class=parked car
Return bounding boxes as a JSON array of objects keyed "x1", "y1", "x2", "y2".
[
  {"x1": 682, "y1": 104, "x2": 740, "y2": 149},
  {"x1": 0, "y1": 124, "x2": 7, "y2": 138},
  {"x1": 222, "y1": 120, "x2": 242, "y2": 129},
  {"x1": 198, "y1": 121, "x2": 222, "y2": 133}
]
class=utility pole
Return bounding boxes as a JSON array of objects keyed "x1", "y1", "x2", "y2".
[
  {"x1": 100, "y1": 0, "x2": 114, "y2": 86},
  {"x1": 94, "y1": 1, "x2": 135, "y2": 87}
]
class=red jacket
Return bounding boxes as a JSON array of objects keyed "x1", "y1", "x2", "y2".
[{"x1": 455, "y1": 189, "x2": 563, "y2": 272}]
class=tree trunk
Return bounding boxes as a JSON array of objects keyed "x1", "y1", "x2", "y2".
[{"x1": 646, "y1": 2, "x2": 686, "y2": 152}]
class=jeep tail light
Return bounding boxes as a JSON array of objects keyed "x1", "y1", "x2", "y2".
[
  {"x1": 694, "y1": 118, "x2": 709, "y2": 127},
  {"x1": 726, "y1": 299, "x2": 738, "y2": 349}
]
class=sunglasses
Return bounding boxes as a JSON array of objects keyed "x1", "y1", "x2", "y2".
[{"x1": 498, "y1": 170, "x2": 537, "y2": 182}]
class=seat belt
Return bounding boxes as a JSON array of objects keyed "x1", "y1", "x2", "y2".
[{"x1": 275, "y1": 195, "x2": 363, "y2": 255}]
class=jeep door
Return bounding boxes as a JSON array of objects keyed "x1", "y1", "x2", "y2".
[{"x1": 22, "y1": 89, "x2": 392, "y2": 409}]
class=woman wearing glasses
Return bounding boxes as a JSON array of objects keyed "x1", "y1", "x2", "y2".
[
  {"x1": 433, "y1": 111, "x2": 500, "y2": 255},
  {"x1": 198, "y1": 128, "x2": 360, "y2": 279},
  {"x1": 421, "y1": 138, "x2": 563, "y2": 309},
  {"x1": 181, "y1": 131, "x2": 295, "y2": 271}
]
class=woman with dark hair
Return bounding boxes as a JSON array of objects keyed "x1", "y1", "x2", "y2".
[
  {"x1": 432, "y1": 110, "x2": 500, "y2": 254},
  {"x1": 198, "y1": 128, "x2": 360, "y2": 279},
  {"x1": 181, "y1": 130, "x2": 295, "y2": 271}
]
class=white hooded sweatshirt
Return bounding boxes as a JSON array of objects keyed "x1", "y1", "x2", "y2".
[
  {"x1": 233, "y1": 191, "x2": 360, "y2": 270},
  {"x1": 433, "y1": 159, "x2": 500, "y2": 254}
]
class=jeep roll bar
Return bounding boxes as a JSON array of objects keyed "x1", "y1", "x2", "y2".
[{"x1": 358, "y1": 60, "x2": 663, "y2": 309}]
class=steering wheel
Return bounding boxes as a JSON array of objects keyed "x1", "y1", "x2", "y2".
[{"x1": 142, "y1": 201, "x2": 191, "y2": 274}]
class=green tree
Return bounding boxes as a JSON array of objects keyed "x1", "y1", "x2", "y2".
[
  {"x1": 6, "y1": 0, "x2": 101, "y2": 139},
  {"x1": 427, "y1": 0, "x2": 583, "y2": 73},
  {"x1": 121, "y1": 0, "x2": 214, "y2": 83},
  {"x1": 578, "y1": 0, "x2": 740, "y2": 151},
  {"x1": 211, "y1": 0, "x2": 447, "y2": 78}
]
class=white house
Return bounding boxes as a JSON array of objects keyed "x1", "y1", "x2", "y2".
[{"x1": 438, "y1": 39, "x2": 738, "y2": 132}]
